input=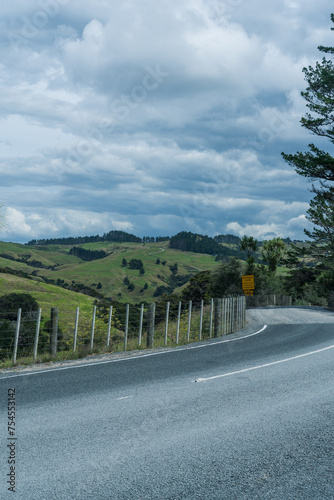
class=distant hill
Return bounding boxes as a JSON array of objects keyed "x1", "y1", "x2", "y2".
[
  {"x1": 170, "y1": 231, "x2": 240, "y2": 257},
  {"x1": 0, "y1": 239, "x2": 222, "y2": 304},
  {"x1": 214, "y1": 234, "x2": 241, "y2": 245},
  {"x1": 0, "y1": 230, "x2": 306, "y2": 305},
  {"x1": 26, "y1": 230, "x2": 142, "y2": 246}
]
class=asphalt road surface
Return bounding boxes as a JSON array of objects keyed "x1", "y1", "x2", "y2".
[{"x1": 1, "y1": 306, "x2": 334, "y2": 499}]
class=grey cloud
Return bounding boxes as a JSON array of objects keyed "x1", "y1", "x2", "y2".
[{"x1": 0, "y1": 0, "x2": 332, "y2": 242}]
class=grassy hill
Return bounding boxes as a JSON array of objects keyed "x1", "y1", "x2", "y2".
[
  {"x1": 0, "y1": 273, "x2": 95, "y2": 312},
  {"x1": 0, "y1": 240, "x2": 224, "y2": 304}
]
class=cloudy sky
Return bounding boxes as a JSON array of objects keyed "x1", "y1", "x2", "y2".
[{"x1": 0, "y1": 0, "x2": 333, "y2": 243}]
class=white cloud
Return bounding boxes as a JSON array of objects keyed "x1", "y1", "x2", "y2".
[
  {"x1": 0, "y1": 0, "x2": 332, "y2": 242},
  {"x1": 4, "y1": 208, "x2": 31, "y2": 236}
]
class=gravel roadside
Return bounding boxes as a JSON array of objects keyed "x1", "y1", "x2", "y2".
[{"x1": 246, "y1": 305, "x2": 334, "y2": 327}]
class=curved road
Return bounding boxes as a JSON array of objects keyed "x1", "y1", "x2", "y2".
[{"x1": 1, "y1": 307, "x2": 334, "y2": 499}]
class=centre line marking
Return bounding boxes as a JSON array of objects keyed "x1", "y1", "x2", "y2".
[
  {"x1": 117, "y1": 396, "x2": 134, "y2": 401},
  {"x1": 194, "y1": 342, "x2": 334, "y2": 382}
]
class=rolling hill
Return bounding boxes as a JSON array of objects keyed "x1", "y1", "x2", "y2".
[{"x1": 0, "y1": 239, "x2": 231, "y2": 305}]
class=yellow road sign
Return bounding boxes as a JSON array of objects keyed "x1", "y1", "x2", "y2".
[{"x1": 242, "y1": 275, "x2": 255, "y2": 290}]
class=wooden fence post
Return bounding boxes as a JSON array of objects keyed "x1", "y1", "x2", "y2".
[
  {"x1": 229, "y1": 297, "x2": 232, "y2": 334},
  {"x1": 176, "y1": 301, "x2": 181, "y2": 344},
  {"x1": 213, "y1": 299, "x2": 221, "y2": 338},
  {"x1": 106, "y1": 306, "x2": 113, "y2": 347},
  {"x1": 224, "y1": 298, "x2": 228, "y2": 334},
  {"x1": 164, "y1": 301, "x2": 170, "y2": 346},
  {"x1": 73, "y1": 307, "x2": 79, "y2": 352},
  {"x1": 124, "y1": 304, "x2": 130, "y2": 350},
  {"x1": 138, "y1": 303, "x2": 144, "y2": 346},
  {"x1": 50, "y1": 307, "x2": 58, "y2": 356},
  {"x1": 12, "y1": 308, "x2": 21, "y2": 364},
  {"x1": 187, "y1": 300, "x2": 192, "y2": 342},
  {"x1": 147, "y1": 303, "x2": 155, "y2": 348},
  {"x1": 209, "y1": 298, "x2": 214, "y2": 338},
  {"x1": 90, "y1": 305, "x2": 96, "y2": 352},
  {"x1": 33, "y1": 308, "x2": 42, "y2": 362},
  {"x1": 199, "y1": 300, "x2": 204, "y2": 341}
]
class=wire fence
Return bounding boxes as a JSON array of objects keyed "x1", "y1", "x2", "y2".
[{"x1": 0, "y1": 296, "x2": 246, "y2": 365}]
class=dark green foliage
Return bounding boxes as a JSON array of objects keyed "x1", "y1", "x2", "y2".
[
  {"x1": 39, "y1": 277, "x2": 104, "y2": 299},
  {"x1": 123, "y1": 277, "x2": 130, "y2": 286},
  {"x1": 304, "y1": 193, "x2": 334, "y2": 249},
  {"x1": 0, "y1": 293, "x2": 40, "y2": 355},
  {"x1": 27, "y1": 230, "x2": 141, "y2": 246},
  {"x1": 284, "y1": 267, "x2": 317, "y2": 300},
  {"x1": 214, "y1": 234, "x2": 241, "y2": 244},
  {"x1": 168, "y1": 273, "x2": 191, "y2": 289},
  {"x1": 69, "y1": 247, "x2": 107, "y2": 261},
  {"x1": 210, "y1": 259, "x2": 243, "y2": 296},
  {"x1": 0, "y1": 267, "x2": 32, "y2": 280},
  {"x1": 121, "y1": 258, "x2": 128, "y2": 267},
  {"x1": 169, "y1": 263, "x2": 178, "y2": 274},
  {"x1": 97, "y1": 282, "x2": 102, "y2": 289},
  {"x1": 139, "y1": 267, "x2": 145, "y2": 275},
  {"x1": 0, "y1": 253, "x2": 56, "y2": 270},
  {"x1": 155, "y1": 258, "x2": 160, "y2": 264},
  {"x1": 128, "y1": 259, "x2": 144, "y2": 270},
  {"x1": 170, "y1": 231, "x2": 224, "y2": 255},
  {"x1": 127, "y1": 283, "x2": 135, "y2": 291},
  {"x1": 181, "y1": 271, "x2": 212, "y2": 303},
  {"x1": 261, "y1": 238, "x2": 286, "y2": 273},
  {"x1": 240, "y1": 236, "x2": 258, "y2": 266},
  {"x1": 0, "y1": 293, "x2": 39, "y2": 321},
  {"x1": 251, "y1": 265, "x2": 285, "y2": 295},
  {"x1": 282, "y1": 14, "x2": 334, "y2": 255},
  {"x1": 153, "y1": 285, "x2": 172, "y2": 297}
]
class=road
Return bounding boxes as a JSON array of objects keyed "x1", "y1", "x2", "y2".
[{"x1": 1, "y1": 307, "x2": 334, "y2": 499}]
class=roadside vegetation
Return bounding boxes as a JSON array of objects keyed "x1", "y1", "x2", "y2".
[{"x1": 2, "y1": 14, "x2": 334, "y2": 367}]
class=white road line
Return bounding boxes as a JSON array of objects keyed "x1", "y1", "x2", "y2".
[
  {"x1": 116, "y1": 396, "x2": 134, "y2": 401},
  {"x1": 0, "y1": 326, "x2": 268, "y2": 379},
  {"x1": 194, "y1": 342, "x2": 334, "y2": 383}
]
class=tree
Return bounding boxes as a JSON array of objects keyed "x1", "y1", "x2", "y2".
[
  {"x1": 128, "y1": 259, "x2": 143, "y2": 270},
  {"x1": 181, "y1": 271, "x2": 212, "y2": 303},
  {"x1": 0, "y1": 293, "x2": 40, "y2": 353},
  {"x1": 261, "y1": 238, "x2": 286, "y2": 273},
  {"x1": 210, "y1": 258, "x2": 243, "y2": 296},
  {"x1": 282, "y1": 14, "x2": 334, "y2": 247},
  {"x1": 169, "y1": 263, "x2": 178, "y2": 275},
  {"x1": 240, "y1": 235, "x2": 258, "y2": 271}
]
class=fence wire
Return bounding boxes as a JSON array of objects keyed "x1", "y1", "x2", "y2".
[{"x1": 0, "y1": 296, "x2": 246, "y2": 364}]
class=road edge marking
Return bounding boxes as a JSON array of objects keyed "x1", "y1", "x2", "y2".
[{"x1": 0, "y1": 326, "x2": 268, "y2": 379}]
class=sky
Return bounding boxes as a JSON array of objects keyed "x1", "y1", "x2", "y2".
[{"x1": 1, "y1": 0, "x2": 334, "y2": 243}]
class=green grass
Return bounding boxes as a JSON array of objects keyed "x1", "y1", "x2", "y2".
[
  {"x1": 0, "y1": 240, "x2": 220, "y2": 303},
  {"x1": 0, "y1": 298, "x2": 243, "y2": 370},
  {"x1": 0, "y1": 273, "x2": 95, "y2": 313}
]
